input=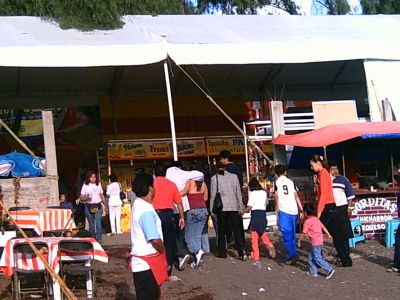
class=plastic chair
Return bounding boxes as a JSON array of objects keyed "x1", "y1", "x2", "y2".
[
  {"x1": 348, "y1": 218, "x2": 365, "y2": 248},
  {"x1": 12, "y1": 242, "x2": 50, "y2": 300},
  {"x1": 58, "y1": 240, "x2": 96, "y2": 299},
  {"x1": 385, "y1": 219, "x2": 400, "y2": 248}
]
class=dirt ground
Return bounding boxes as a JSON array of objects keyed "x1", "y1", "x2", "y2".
[{"x1": 1, "y1": 232, "x2": 399, "y2": 300}]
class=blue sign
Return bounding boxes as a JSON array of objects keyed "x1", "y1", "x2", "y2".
[{"x1": 0, "y1": 152, "x2": 45, "y2": 177}]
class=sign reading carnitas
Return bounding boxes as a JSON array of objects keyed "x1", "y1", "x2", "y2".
[{"x1": 351, "y1": 197, "x2": 398, "y2": 237}]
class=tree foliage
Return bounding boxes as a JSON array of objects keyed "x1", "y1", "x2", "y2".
[
  {"x1": 0, "y1": 0, "x2": 398, "y2": 31},
  {"x1": 361, "y1": 0, "x2": 400, "y2": 14},
  {"x1": 0, "y1": 0, "x2": 299, "y2": 30}
]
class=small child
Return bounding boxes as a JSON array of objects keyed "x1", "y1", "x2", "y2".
[
  {"x1": 241, "y1": 177, "x2": 276, "y2": 268},
  {"x1": 298, "y1": 203, "x2": 335, "y2": 279}
]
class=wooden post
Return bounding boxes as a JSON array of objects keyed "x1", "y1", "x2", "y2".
[
  {"x1": 42, "y1": 111, "x2": 59, "y2": 206},
  {"x1": 270, "y1": 101, "x2": 287, "y2": 165}
]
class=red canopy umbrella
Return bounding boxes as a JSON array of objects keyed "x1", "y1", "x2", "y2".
[{"x1": 272, "y1": 121, "x2": 400, "y2": 147}]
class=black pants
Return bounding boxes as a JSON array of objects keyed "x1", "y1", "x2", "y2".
[
  {"x1": 156, "y1": 209, "x2": 176, "y2": 273},
  {"x1": 217, "y1": 211, "x2": 245, "y2": 257},
  {"x1": 132, "y1": 270, "x2": 160, "y2": 300},
  {"x1": 394, "y1": 223, "x2": 400, "y2": 269},
  {"x1": 320, "y1": 204, "x2": 352, "y2": 267},
  {"x1": 174, "y1": 213, "x2": 189, "y2": 258}
]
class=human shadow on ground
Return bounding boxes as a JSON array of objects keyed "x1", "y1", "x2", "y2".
[{"x1": 114, "y1": 282, "x2": 136, "y2": 300}]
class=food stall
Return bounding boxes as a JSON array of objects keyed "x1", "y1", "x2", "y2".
[
  {"x1": 273, "y1": 121, "x2": 400, "y2": 239},
  {"x1": 104, "y1": 135, "x2": 264, "y2": 187}
]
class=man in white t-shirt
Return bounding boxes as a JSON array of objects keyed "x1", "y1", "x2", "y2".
[
  {"x1": 274, "y1": 165, "x2": 303, "y2": 265},
  {"x1": 131, "y1": 173, "x2": 166, "y2": 300}
]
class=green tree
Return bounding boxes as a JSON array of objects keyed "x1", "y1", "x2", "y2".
[
  {"x1": 0, "y1": 0, "x2": 301, "y2": 30},
  {"x1": 196, "y1": 0, "x2": 299, "y2": 15},
  {"x1": 361, "y1": 0, "x2": 400, "y2": 14},
  {"x1": 312, "y1": 0, "x2": 350, "y2": 15}
]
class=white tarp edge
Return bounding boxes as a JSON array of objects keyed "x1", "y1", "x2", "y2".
[
  {"x1": 167, "y1": 40, "x2": 400, "y2": 65},
  {"x1": 364, "y1": 59, "x2": 400, "y2": 121},
  {"x1": 0, "y1": 45, "x2": 166, "y2": 67}
]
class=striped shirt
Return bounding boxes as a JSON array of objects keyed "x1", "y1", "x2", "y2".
[{"x1": 332, "y1": 175, "x2": 355, "y2": 207}]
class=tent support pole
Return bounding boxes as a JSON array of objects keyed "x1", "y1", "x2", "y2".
[
  {"x1": 164, "y1": 60, "x2": 178, "y2": 161},
  {"x1": 176, "y1": 64, "x2": 273, "y2": 166},
  {"x1": 243, "y1": 122, "x2": 250, "y2": 188}
]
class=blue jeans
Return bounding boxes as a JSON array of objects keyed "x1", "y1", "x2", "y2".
[
  {"x1": 201, "y1": 217, "x2": 210, "y2": 253},
  {"x1": 84, "y1": 204, "x2": 103, "y2": 242},
  {"x1": 308, "y1": 246, "x2": 333, "y2": 275},
  {"x1": 278, "y1": 211, "x2": 298, "y2": 259},
  {"x1": 185, "y1": 208, "x2": 208, "y2": 254}
]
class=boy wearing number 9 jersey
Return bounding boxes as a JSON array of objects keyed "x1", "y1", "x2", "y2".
[{"x1": 274, "y1": 165, "x2": 304, "y2": 265}]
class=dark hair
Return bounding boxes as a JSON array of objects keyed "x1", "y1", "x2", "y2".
[
  {"x1": 248, "y1": 177, "x2": 263, "y2": 191},
  {"x1": 109, "y1": 173, "x2": 118, "y2": 183},
  {"x1": 168, "y1": 161, "x2": 182, "y2": 168},
  {"x1": 85, "y1": 171, "x2": 99, "y2": 185},
  {"x1": 217, "y1": 164, "x2": 225, "y2": 175},
  {"x1": 194, "y1": 180, "x2": 203, "y2": 192},
  {"x1": 154, "y1": 162, "x2": 167, "y2": 177},
  {"x1": 219, "y1": 150, "x2": 232, "y2": 160},
  {"x1": 304, "y1": 203, "x2": 317, "y2": 216},
  {"x1": 274, "y1": 165, "x2": 287, "y2": 176},
  {"x1": 328, "y1": 160, "x2": 338, "y2": 169},
  {"x1": 133, "y1": 173, "x2": 154, "y2": 197},
  {"x1": 310, "y1": 154, "x2": 328, "y2": 169}
]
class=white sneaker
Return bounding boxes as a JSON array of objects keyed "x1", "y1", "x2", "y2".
[
  {"x1": 117, "y1": 231, "x2": 123, "y2": 234},
  {"x1": 178, "y1": 254, "x2": 190, "y2": 270},
  {"x1": 168, "y1": 275, "x2": 181, "y2": 282},
  {"x1": 326, "y1": 269, "x2": 335, "y2": 280},
  {"x1": 252, "y1": 261, "x2": 261, "y2": 269},
  {"x1": 195, "y1": 250, "x2": 204, "y2": 267}
]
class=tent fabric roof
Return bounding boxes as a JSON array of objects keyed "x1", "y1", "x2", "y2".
[
  {"x1": 0, "y1": 15, "x2": 400, "y2": 67},
  {"x1": 272, "y1": 121, "x2": 400, "y2": 147}
]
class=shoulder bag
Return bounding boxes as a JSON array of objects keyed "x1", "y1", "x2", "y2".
[{"x1": 212, "y1": 175, "x2": 223, "y2": 214}]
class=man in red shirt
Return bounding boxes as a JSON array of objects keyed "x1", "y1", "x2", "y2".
[{"x1": 152, "y1": 162, "x2": 185, "y2": 279}]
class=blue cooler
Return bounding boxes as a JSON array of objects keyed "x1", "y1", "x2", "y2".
[
  {"x1": 349, "y1": 218, "x2": 365, "y2": 248},
  {"x1": 385, "y1": 219, "x2": 400, "y2": 248}
]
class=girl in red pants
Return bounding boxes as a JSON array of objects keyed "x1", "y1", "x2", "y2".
[{"x1": 241, "y1": 178, "x2": 276, "y2": 267}]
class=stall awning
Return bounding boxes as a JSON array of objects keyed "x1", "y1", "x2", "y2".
[{"x1": 272, "y1": 121, "x2": 400, "y2": 147}]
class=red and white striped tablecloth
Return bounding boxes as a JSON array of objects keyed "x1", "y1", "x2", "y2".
[
  {"x1": 0, "y1": 237, "x2": 108, "y2": 278},
  {"x1": 9, "y1": 208, "x2": 75, "y2": 235}
]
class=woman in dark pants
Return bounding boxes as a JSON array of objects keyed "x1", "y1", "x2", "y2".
[{"x1": 310, "y1": 155, "x2": 352, "y2": 267}]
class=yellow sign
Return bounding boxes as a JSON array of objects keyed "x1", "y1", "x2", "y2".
[
  {"x1": 108, "y1": 139, "x2": 205, "y2": 160},
  {"x1": 207, "y1": 137, "x2": 245, "y2": 155}
]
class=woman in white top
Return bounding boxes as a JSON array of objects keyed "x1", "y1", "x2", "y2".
[
  {"x1": 106, "y1": 174, "x2": 123, "y2": 235},
  {"x1": 241, "y1": 177, "x2": 276, "y2": 266}
]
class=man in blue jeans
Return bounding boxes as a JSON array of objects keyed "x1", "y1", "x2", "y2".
[{"x1": 274, "y1": 165, "x2": 304, "y2": 265}]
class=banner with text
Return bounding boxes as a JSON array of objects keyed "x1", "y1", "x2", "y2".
[{"x1": 108, "y1": 139, "x2": 206, "y2": 160}]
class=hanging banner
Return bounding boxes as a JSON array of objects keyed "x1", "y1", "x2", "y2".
[
  {"x1": 207, "y1": 137, "x2": 245, "y2": 155},
  {"x1": 108, "y1": 139, "x2": 205, "y2": 160}
]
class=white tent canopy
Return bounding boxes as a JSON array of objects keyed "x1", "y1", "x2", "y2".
[{"x1": 0, "y1": 15, "x2": 399, "y2": 120}]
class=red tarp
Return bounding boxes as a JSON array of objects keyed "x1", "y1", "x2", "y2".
[{"x1": 272, "y1": 121, "x2": 400, "y2": 147}]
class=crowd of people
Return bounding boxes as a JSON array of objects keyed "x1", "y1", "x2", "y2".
[{"x1": 69, "y1": 150, "x2": 399, "y2": 300}]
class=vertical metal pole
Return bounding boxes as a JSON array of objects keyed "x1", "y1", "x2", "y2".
[
  {"x1": 342, "y1": 151, "x2": 346, "y2": 177},
  {"x1": 164, "y1": 60, "x2": 178, "y2": 161},
  {"x1": 243, "y1": 122, "x2": 250, "y2": 187},
  {"x1": 108, "y1": 159, "x2": 112, "y2": 176}
]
